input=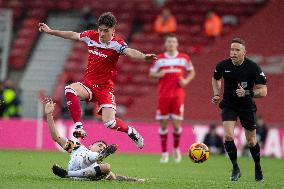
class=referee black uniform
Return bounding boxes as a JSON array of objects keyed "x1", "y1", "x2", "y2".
[{"x1": 213, "y1": 57, "x2": 267, "y2": 130}]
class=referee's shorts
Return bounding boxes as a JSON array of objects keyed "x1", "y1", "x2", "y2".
[{"x1": 221, "y1": 107, "x2": 257, "y2": 131}]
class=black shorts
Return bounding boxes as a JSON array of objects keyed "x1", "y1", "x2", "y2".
[{"x1": 221, "y1": 107, "x2": 256, "y2": 131}]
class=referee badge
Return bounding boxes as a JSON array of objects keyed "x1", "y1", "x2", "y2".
[{"x1": 241, "y1": 82, "x2": 247, "y2": 88}]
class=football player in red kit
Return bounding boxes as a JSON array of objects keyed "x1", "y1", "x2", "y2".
[
  {"x1": 150, "y1": 34, "x2": 195, "y2": 162},
  {"x1": 39, "y1": 12, "x2": 157, "y2": 149}
]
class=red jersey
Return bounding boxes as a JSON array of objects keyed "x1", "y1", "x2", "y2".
[
  {"x1": 150, "y1": 52, "x2": 194, "y2": 98},
  {"x1": 79, "y1": 30, "x2": 128, "y2": 85}
]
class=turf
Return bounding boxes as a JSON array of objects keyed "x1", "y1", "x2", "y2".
[{"x1": 0, "y1": 150, "x2": 283, "y2": 189}]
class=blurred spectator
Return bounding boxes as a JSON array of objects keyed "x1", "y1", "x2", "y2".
[
  {"x1": 1, "y1": 78, "x2": 21, "y2": 118},
  {"x1": 0, "y1": 81, "x2": 5, "y2": 117},
  {"x1": 81, "y1": 5, "x2": 98, "y2": 30},
  {"x1": 222, "y1": 14, "x2": 238, "y2": 26},
  {"x1": 154, "y1": 8, "x2": 177, "y2": 35},
  {"x1": 204, "y1": 10, "x2": 223, "y2": 40},
  {"x1": 153, "y1": 0, "x2": 168, "y2": 7},
  {"x1": 203, "y1": 124, "x2": 225, "y2": 155},
  {"x1": 242, "y1": 115, "x2": 268, "y2": 156},
  {"x1": 255, "y1": 115, "x2": 268, "y2": 148}
]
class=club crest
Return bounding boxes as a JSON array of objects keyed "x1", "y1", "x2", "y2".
[{"x1": 241, "y1": 82, "x2": 247, "y2": 88}]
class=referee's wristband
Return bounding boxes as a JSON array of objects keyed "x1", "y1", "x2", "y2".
[{"x1": 245, "y1": 90, "x2": 254, "y2": 97}]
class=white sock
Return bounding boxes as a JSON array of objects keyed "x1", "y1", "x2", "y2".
[{"x1": 67, "y1": 166, "x2": 97, "y2": 178}]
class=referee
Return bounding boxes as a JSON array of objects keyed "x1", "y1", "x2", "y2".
[{"x1": 212, "y1": 38, "x2": 267, "y2": 181}]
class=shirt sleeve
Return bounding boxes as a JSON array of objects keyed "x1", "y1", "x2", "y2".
[
  {"x1": 114, "y1": 39, "x2": 128, "y2": 54},
  {"x1": 213, "y1": 62, "x2": 223, "y2": 80},
  {"x1": 184, "y1": 55, "x2": 194, "y2": 71},
  {"x1": 85, "y1": 151, "x2": 100, "y2": 164},
  {"x1": 78, "y1": 30, "x2": 94, "y2": 44},
  {"x1": 254, "y1": 64, "x2": 267, "y2": 85},
  {"x1": 150, "y1": 59, "x2": 160, "y2": 73}
]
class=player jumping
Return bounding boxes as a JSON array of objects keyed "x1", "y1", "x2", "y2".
[
  {"x1": 38, "y1": 12, "x2": 157, "y2": 149},
  {"x1": 43, "y1": 97, "x2": 145, "y2": 182}
]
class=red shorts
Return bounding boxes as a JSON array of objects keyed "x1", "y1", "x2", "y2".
[
  {"x1": 78, "y1": 81, "x2": 116, "y2": 115},
  {"x1": 156, "y1": 96, "x2": 184, "y2": 120}
]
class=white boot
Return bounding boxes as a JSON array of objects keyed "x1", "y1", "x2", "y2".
[
  {"x1": 160, "y1": 152, "x2": 169, "y2": 163},
  {"x1": 173, "y1": 148, "x2": 182, "y2": 163}
]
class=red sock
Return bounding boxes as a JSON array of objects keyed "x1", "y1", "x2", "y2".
[
  {"x1": 173, "y1": 129, "x2": 182, "y2": 148},
  {"x1": 159, "y1": 128, "x2": 168, "y2": 153},
  {"x1": 104, "y1": 118, "x2": 129, "y2": 133},
  {"x1": 114, "y1": 118, "x2": 129, "y2": 133},
  {"x1": 65, "y1": 86, "x2": 81, "y2": 123}
]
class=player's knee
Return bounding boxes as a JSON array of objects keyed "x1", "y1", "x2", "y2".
[
  {"x1": 103, "y1": 119, "x2": 116, "y2": 129},
  {"x1": 247, "y1": 138, "x2": 256, "y2": 147},
  {"x1": 100, "y1": 163, "x2": 111, "y2": 174},
  {"x1": 224, "y1": 134, "x2": 234, "y2": 141},
  {"x1": 65, "y1": 84, "x2": 77, "y2": 95}
]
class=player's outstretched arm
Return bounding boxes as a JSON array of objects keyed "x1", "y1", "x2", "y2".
[
  {"x1": 38, "y1": 23, "x2": 79, "y2": 40},
  {"x1": 43, "y1": 98, "x2": 67, "y2": 148},
  {"x1": 123, "y1": 48, "x2": 157, "y2": 61}
]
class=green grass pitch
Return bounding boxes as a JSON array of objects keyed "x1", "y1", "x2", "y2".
[{"x1": 0, "y1": 150, "x2": 284, "y2": 189}]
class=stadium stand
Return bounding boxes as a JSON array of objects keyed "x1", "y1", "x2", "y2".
[{"x1": 2, "y1": 0, "x2": 279, "y2": 123}]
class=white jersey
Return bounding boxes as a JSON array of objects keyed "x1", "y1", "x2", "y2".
[{"x1": 67, "y1": 145, "x2": 99, "y2": 171}]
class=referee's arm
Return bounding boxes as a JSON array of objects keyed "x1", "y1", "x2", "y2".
[
  {"x1": 253, "y1": 84, "x2": 267, "y2": 98},
  {"x1": 212, "y1": 77, "x2": 221, "y2": 96},
  {"x1": 212, "y1": 78, "x2": 221, "y2": 105}
]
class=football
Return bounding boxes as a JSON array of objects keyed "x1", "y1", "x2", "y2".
[{"x1": 188, "y1": 143, "x2": 210, "y2": 163}]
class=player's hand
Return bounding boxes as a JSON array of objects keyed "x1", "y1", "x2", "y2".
[
  {"x1": 179, "y1": 78, "x2": 188, "y2": 87},
  {"x1": 157, "y1": 71, "x2": 165, "y2": 78},
  {"x1": 236, "y1": 83, "x2": 246, "y2": 97},
  {"x1": 38, "y1": 23, "x2": 52, "y2": 33},
  {"x1": 211, "y1": 95, "x2": 220, "y2": 105},
  {"x1": 144, "y1": 54, "x2": 157, "y2": 61},
  {"x1": 43, "y1": 97, "x2": 55, "y2": 114}
]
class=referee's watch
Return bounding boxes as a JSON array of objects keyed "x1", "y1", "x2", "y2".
[{"x1": 245, "y1": 90, "x2": 254, "y2": 97}]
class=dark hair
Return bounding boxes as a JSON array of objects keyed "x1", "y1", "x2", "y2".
[
  {"x1": 231, "y1": 37, "x2": 246, "y2": 47},
  {"x1": 164, "y1": 33, "x2": 178, "y2": 40},
  {"x1": 93, "y1": 140, "x2": 108, "y2": 147},
  {"x1": 98, "y1": 12, "x2": 117, "y2": 28}
]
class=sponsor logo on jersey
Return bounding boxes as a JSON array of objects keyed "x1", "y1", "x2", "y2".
[{"x1": 88, "y1": 49, "x2": 108, "y2": 58}]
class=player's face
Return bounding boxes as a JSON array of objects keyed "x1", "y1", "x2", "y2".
[
  {"x1": 98, "y1": 25, "x2": 115, "y2": 43},
  {"x1": 230, "y1": 42, "x2": 246, "y2": 64},
  {"x1": 165, "y1": 37, "x2": 178, "y2": 52},
  {"x1": 89, "y1": 142, "x2": 107, "y2": 153}
]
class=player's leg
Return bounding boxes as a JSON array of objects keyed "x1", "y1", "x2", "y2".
[
  {"x1": 101, "y1": 107, "x2": 144, "y2": 149},
  {"x1": 159, "y1": 119, "x2": 169, "y2": 163},
  {"x1": 53, "y1": 163, "x2": 111, "y2": 179},
  {"x1": 65, "y1": 82, "x2": 91, "y2": 137},
  {"x1": 171, "y1": 96, "x2": 184, "y2": 163},
  {"x1": 156, "y1": 97, "x2": 170, "y2": 163},
  {"x1": 221, "y1": 108, "x2": 240, "y2": 181},
  {"x1": 172, "y1": 119, "x2": 182, "y2": 163},
  {"x1": 95, "y1": 87, "x2": 143, "y2": 149},
  {"x1": 240, "y1": 110, "x2": 264, "y2": 181}
]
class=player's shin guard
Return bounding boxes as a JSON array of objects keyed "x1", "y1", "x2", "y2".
[
  {"x1": 67, "y1": 166, "x2": 102, "y2": 178},
  {"x1": 224, "y1": 140, "x2": 239, "y2": 170},
  {"x1": 249, "y1": 143, "x2": 261, "y2": 171},
  {"x1": 159, "y1": 128, "x2": 168, "y2": 153},
  {"x1": 103, "y1": 118, "x2": 128, "y2": 133},
  {"x1": 65, "y1": 86, "x2": 82, "y2": 124},
  {"x1": 173, "y1": 128, "x2": 182, "y2": 148}
]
